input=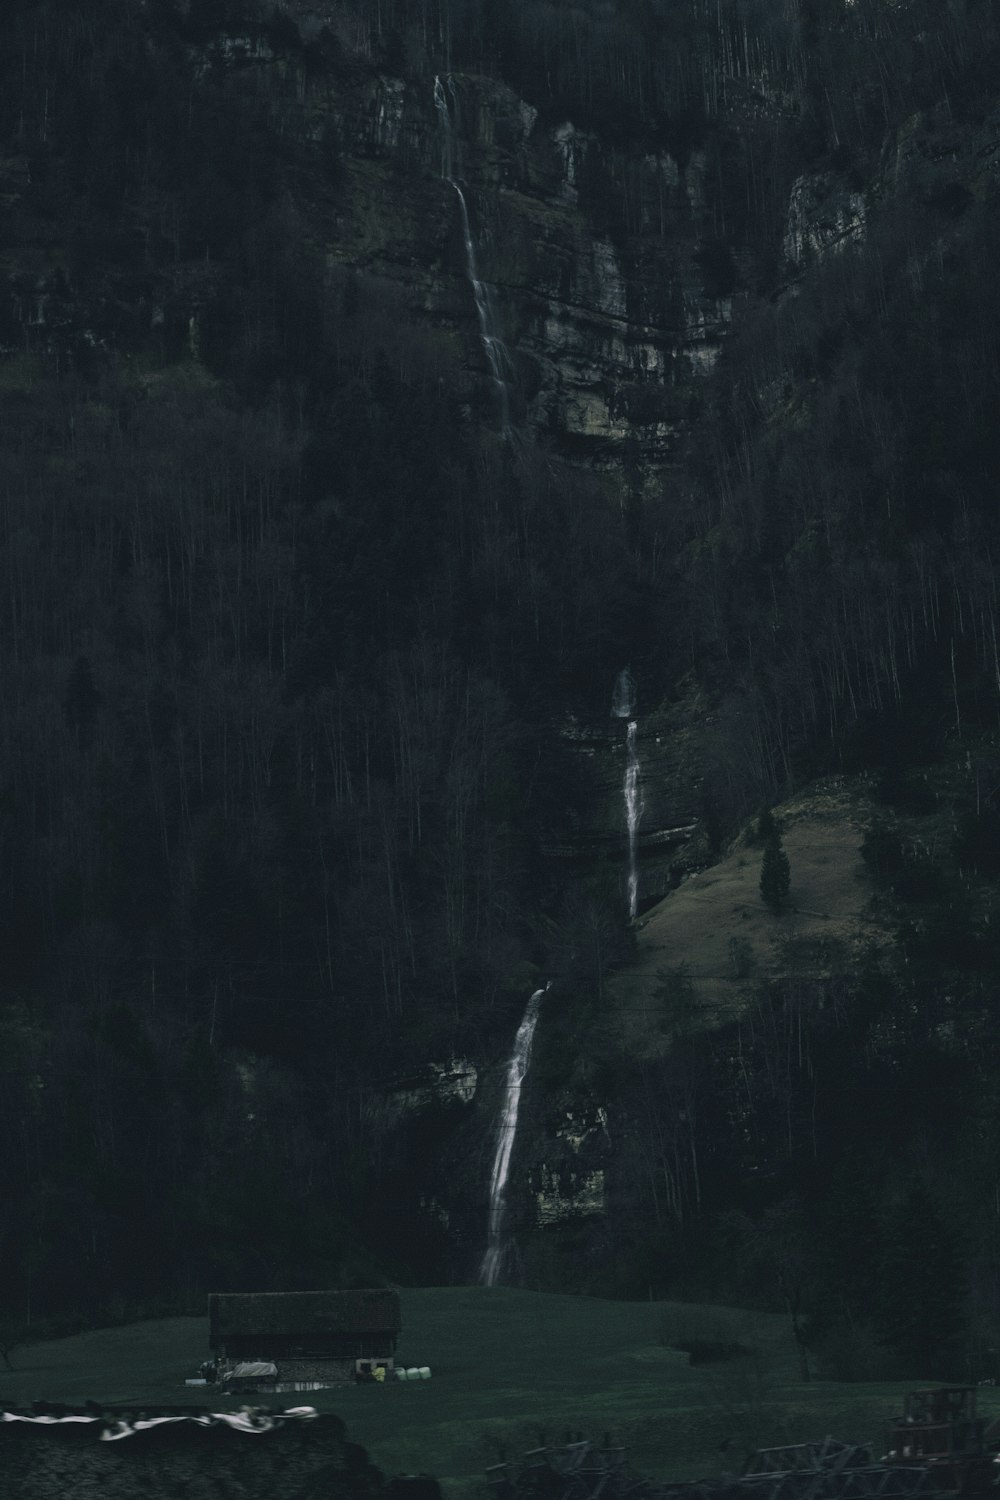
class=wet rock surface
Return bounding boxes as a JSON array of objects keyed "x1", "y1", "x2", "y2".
[{"x1": 544, "y1": 703, "x2": 707, "y2": 905}]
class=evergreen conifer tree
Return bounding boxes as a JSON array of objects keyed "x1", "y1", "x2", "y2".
[{"x1": 759, "y1": 810, "x2": 790, "y2": 911}]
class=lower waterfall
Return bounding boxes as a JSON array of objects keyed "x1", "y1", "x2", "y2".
[{"x1": 479, "y1": 984, "x2": 548, "y2": 1286}]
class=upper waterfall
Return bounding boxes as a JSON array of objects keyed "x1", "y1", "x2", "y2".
[{"x1": 433, "y1": 76, "x2": 513, "y2": 435}]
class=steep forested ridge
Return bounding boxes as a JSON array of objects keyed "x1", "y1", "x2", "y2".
[
  {"x1": 0, "y1": 0, "x2": 665, "y2": 1321},
  {"x1": 2, "y1": 0, "x2": 1000, "y2": 1378}
]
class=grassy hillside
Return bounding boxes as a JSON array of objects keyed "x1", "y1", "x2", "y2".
[
  {"x1": 614, "y1": 778, "x2": 882, "y2": 1041},
  {"x1": 5, "y1": 1288, "x2": 998, "y2": 1497}
]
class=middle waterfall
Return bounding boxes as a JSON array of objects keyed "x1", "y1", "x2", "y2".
[
  {"x1": 625, "y1": 721, "x2": 642, "y2": 919},
  {"x1": 433, "y1": 75, "x2": 512, "y2": 433},
  {"x1": 479, "y1": 984, "x2": 548, "y2": 1287},
  {"x1": 613, "y1": 672, "x2": 643, "y2": 918}
]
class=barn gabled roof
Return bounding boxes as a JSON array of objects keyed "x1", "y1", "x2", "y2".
[{"x1": 209, "y1": 1289, "x2": 401, "y2": 1340}]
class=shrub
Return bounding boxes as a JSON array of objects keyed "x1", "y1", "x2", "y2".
[
  {"x1": 658, "y1": 1310, "x2": 753, "y2": 1365},
  {"x1": 673, "y1": 1338, "x2": 752, "y2": 1366}
]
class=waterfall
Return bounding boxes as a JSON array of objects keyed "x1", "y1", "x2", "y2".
[
  {"x1": 432, "y1": 73, "x2": 454, "y2": 178},
  {"x1": 625, "y1": 721, "x2": 642, "y2": 919},
  {"x1": 433, "y1": 75, "x2": 512, "y2": 434},
  {"x1": 611, "y1": 668, "x2": 634, "y2": 718},
  {"x1": 479, "y1": 985, "x2": 547, "y2": 1286},
  {"x1": 613, "y1": 671, "x2": 642, "y2": 918},
  {"x1": 451, "y1": 185, "x2": 512, "y2": 432}
]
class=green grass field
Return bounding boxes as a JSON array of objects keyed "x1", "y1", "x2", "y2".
[{"x1": 4, "y1": 1288, "x2": 997, "y2": 1497}]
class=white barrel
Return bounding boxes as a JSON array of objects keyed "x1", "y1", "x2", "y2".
[
  {"x1": 395, "y1": 1368, "x2": 407, "y2": 1381},
  {"x1": 418, "y1": 1367, "x2": 431, "y2": 1380},
  {"x1": 406, "y1": 1367, "x2": 420, "y2": 1380}
]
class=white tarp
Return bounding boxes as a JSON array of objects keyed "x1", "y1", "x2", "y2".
[{"x1": 1, "y1": 1406, "x2": 317, "y2": 1441}]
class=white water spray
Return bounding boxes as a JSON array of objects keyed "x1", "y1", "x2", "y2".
[
  {"x1": 480, "y1": 984, "x2": 548, "y2": 1286},
  {"x1": 433, "y1": 75, "x2": 512, "y2": 433}
]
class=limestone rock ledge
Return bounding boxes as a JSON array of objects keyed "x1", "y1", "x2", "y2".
[
  {"x1": 387, "y1": 1058, "x2": 478, "y2": 1116},
  {"x1": 533, "y1": 1166, "x2": 606, "y2": 1228},
  {"x1": 0, "y1": 29, "x2": 739, "y2": 471},
  {"x1": 310, "y1": 67, "x2": 736, "y2": 466},
  {"x1": 525, "y1": 1102, "x2": 611, "y2": 1228},
  {"x1": 783, "y1": 172, "x2": 866, "y2": 269}
]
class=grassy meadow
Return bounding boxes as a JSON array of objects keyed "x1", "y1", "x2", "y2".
[{"x1": 3, "y1": 1287, "x2": 996, "y2": 1497}]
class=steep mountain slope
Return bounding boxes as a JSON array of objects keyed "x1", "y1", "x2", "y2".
[{"x1": 2, "y1": 0, "x2": 1000, "y2": 1355}]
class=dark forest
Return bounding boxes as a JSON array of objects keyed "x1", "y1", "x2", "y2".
[{"x1": 2, "y1": 0, "x2": 1000, "y2": 1386}]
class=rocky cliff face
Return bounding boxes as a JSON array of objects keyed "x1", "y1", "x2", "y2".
[
  {"x1": 305, "y1": 65, "x2": 736, "y2": 465},
  {"x1": 102, "y1": 21, "x2": 743, "y2": 469},
  {"x1": 2, "y1": 47, "x2": 741, "y2": 471},
  {"x1": 9, "y1": 0, "x2": 998, "y2": 1304},
  {"x1": 527, "y1": 1102, "x2": 610, "y2": 1229},
  {"x1": 545, "y1": 702, "x2": 707, "y2": 908},
  {"x1": 9, "y1": 15, "x2": 992, "y2": 483}
]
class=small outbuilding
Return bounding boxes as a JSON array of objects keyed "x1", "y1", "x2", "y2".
[{"x1": 208, "y1": 1289, "x2": 402, "y2": 1389}]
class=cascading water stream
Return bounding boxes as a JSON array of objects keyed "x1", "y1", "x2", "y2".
[
  {"x1": 613, "y1": 671, "x2": 642, "y2": 919},
  {"x1": 625, "y1": 721, "x2": 642, "y2": 920},
  {"x1": 433, "y1": 75, "x2": 512, "y2": 434},
  {"x1": 479, "y1": 984, "x2": 548, "y2": 1286},
  {"x1": 433, "y1": 73, "x2": 454, "y2": 178}
]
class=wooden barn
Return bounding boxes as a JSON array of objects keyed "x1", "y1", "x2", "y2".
[{"x1": 208, "y1": 1289, "x2": 402, "y2": 1389}]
